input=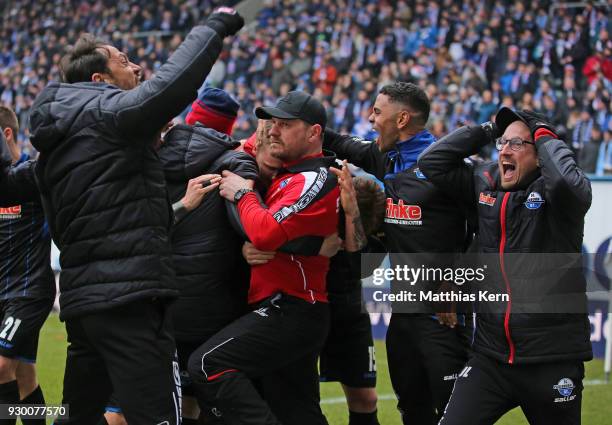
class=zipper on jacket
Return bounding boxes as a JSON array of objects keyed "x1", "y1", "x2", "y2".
[{"x1": 499, "y1": 192, "x2": 515, "y2": 364}]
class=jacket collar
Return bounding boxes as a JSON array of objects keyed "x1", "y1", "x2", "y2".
[
  {"x1": 281, "y1": 150, "x2": 337, "y2": 173},
  {"x1": 387, "y1": 130, "x2": 436, "y2": 175}
]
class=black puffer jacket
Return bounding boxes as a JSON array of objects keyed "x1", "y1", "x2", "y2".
[
  {"x1": 28, "y1": 25, "x2": 224, "y2": 320},
  {"x1": 159, "y1": 124, "x2": 258, "y2": 342},
  {"x1": 419, "y1": 125, "x2": 593, "y2": 364}
]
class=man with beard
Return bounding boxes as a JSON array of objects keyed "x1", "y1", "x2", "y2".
[
  {"x1": 242, "y1": 159, "x2": 387, "y2": 425},
  {"x1": 323, "y1": 82, "x2": 472, "y2": 424},
  {"x1": 418, "y1": 109, "x2": 591, "y2": 425},
  {"x1": 25, "y1": 8, "x2": 244, "y2": 424},
  {"x1": 188, "y1": 91, "x2": 339, "y2": 425}
]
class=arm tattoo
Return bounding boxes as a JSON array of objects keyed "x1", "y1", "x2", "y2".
[{"x1": 352, "y1": 214, "x2": 367, "y2": 251}]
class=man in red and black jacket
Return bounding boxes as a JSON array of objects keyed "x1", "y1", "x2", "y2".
[
  {"x1": 187, "y1": 91, "x2": 339, "y2": 425},
  {"x1": 418, "y1": 108, "x2": 592, "y2": 425}
]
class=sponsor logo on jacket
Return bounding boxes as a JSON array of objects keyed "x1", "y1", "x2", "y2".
[
  {"x1": 524, "y1": 192, "x2": 545, "y2": 210},
  {"x1": 384, "y1": 198, "x2": 422, "y2": 226},
  {"x1": 478, "y1": 192, "x2": 496, "y2": 206},
  {"x1": 0, "y1": 206, "x2": 21, "y2": 220}
]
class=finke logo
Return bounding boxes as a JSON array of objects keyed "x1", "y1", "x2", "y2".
[
  {"x1": 524, "y1": 191, "x2": 545, "y2": 210},
  {"x1": 385, "y1": 198, "x2": 422, "y2": 226},
  {"x1": 479, "y1": 192, "x2": 496, "y2": 206},
  {"x1": 0, "y1": 206, "x2": 21, "y2": 219}
]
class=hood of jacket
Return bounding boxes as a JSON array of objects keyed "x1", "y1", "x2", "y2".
[
  {"x1": 159, "y1": 123, "x2": 241, "y2": 182},
  {"x1": 387, "y1": 130, "x2": 436, "y2": 176},
  {"x1": 29, "y1": 81, "x2": 119, "y2": 153}
]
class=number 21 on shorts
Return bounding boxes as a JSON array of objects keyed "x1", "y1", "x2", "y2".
[{"x1": 0, "y1": 316, "x2": 22, "y2": 341}]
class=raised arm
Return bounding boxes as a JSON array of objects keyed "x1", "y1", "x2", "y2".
[
  {"x1": 324, "y1": 129, "x2": 386, "y2": 179},
  {"x1": 331, "y1": 161, "x2": 367, "y2": 252},
  {"x1": 110, "y1": 11, "x2": 244, "y2": 136},
  {"x1": 418, "y1": 124, "x2": 493, "y2": 214},
  {"x1": 519, "y1": 111, "x2": 592, "y2": 214}
]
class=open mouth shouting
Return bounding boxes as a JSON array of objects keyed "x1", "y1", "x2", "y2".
[{"x1": 501, "y1": 161, "x2": 516, "y2": 181}]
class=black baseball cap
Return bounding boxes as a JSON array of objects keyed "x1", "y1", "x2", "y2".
[
  {"x1": 495, "y1": 106, "x2": 529, "y2": 134},
  {"x1": 255, "y1": 91, "x2": 327, "y2": 129}
]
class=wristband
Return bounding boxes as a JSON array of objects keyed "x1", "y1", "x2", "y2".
[
  {"x1": 534, "y1": 128, "x2": 557, "y2": 142},
  {"x1": 172, "y1": 200, "x2": 189, "y2": 224}
]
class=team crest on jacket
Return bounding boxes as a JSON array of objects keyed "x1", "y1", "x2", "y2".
[
  {"x1": 478, "y1": 192, "x2": 496, "y2": 206},
  {"x1": 414, "y1": 168, "x2": 427, "y2": 179},
  {"x1": 385, "y1": 198, "x2": 422, "y2": 226},
  {"x1": 0, "y1": 206, "x2": 21, "y2": 219},
  {"x1": 524, "y1": 192, "x2": 545, "y2": 210},
  {"x1": 279, "y1": 178, "x2": 291, "y2": 189},
  {"x1": 553, "y1": 378, "x2": 576, "y2": 402}
]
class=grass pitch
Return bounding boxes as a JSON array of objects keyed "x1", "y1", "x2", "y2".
[{"x1": 35, "y1": 314, "x2": 610, "y2": 424}]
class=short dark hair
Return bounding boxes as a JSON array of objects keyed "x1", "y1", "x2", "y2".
[
  {"x1": 0, "y1": 106, "x2": 18, "y2": 135},
  {"x1": 353, "y1": 177, "x2": 386, "y2": 236},
  {"x1": 379, "y1": 82, "x2": 430, "y2": 126},
  {"x1": 60, "y1": 34, "x2": 110, "y2": 83}
]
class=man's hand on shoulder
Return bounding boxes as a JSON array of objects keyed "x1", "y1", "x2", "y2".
[
  {"x1": 219, "y1": 170, "x2": 255, "y2": 203},
  {"x1": 181, "y1": 174, "x2": 221, "y2": 211}
]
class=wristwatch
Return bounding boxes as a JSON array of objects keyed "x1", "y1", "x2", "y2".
[{"x1": 234, "y1": 188, "x2": 254, "y2": 203}]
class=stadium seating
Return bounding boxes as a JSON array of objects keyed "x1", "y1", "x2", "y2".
[{"x1": 0, "y1": 0, "x2": 610, "y2": 170}]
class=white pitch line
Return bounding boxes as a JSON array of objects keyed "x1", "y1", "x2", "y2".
[
  {"x1": 584, "y1": 379, "x2": 609, "y2": 385},
  {"x1": 321, "y1": 394, "x2": 396, "y2": 405},
  {"x1": 321, "y1": 381, "x2": 609, "y2": 405}
]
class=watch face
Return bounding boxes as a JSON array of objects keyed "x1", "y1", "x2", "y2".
[{"x1": 235, "y1": 189, "x2": 251, "y2": 202}]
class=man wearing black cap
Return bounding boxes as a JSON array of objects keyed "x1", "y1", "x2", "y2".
[
  {"x1": 418, "y1": 108, "x2": 592, "y2": 425},
  {"x1": 187, "y1": 91, "x2": 339, "y2": 425}
]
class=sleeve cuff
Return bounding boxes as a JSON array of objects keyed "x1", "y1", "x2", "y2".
[
  {"x1": 534, "y1": 128, "x2": 557, "y2": 142},
  {"x1": 236, "y1": 190, "x2": 258, "y2": 210},
  {"x1": 172, "y1": 200, "x2": 189, "y2": 224}
]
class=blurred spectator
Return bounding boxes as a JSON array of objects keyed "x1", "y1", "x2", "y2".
[
  {"x1": 582, "y1": 39, "x2": 612, "y2": 85},
  {"x1": 477, "y1": 90, "x2": 498, "y2": 123},
  {"x1": 430, "y1": 119, "x2": 447, "y2": 139},
  {"x1": 313, "y1": 54, "x2": 338, "y2": 97},
  {"x1": 572, "y1": 109, "x2": 595, "y2": 154},
  {"x1": 0, "y1": 0, "x2": 610, "y2": 170},
  {"x1": 596, "y1": 127, "x2": 612, "y2": 175},
  {"x1": 579, "y1": 124, "x2": 602, "y2": 173}
]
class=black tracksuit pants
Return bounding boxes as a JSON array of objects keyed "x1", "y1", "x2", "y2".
[
  {"x1": 439, "y1": 352, "x2": 584, "y2": 425},
  {"x1": 56, "y1": 299, "x2": 181, "y2": 425},
  {"x1": 386, "y1": 314, "x2": 472, "y2": 425},
  {"x1": 188, "y1": 293, "x2": 330, "y2": 425}
]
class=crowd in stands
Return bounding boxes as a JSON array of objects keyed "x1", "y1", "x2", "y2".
[{"x1": 1, "y1": 0, "x2": 611, "y2": 173}]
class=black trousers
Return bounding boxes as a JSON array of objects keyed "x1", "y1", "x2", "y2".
[
  {"x1": 56, "y1": 299, "x2": 181, "y2": 425},
  {"x1": 386, "y1": 314, "x2": 472, "y2": 425},
  {"x1": 188, "y1": 293, "x2": 330, "y2": 425},
  {"x1": 439, "y1": 352, "x2": 584, "y2": 425}
]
